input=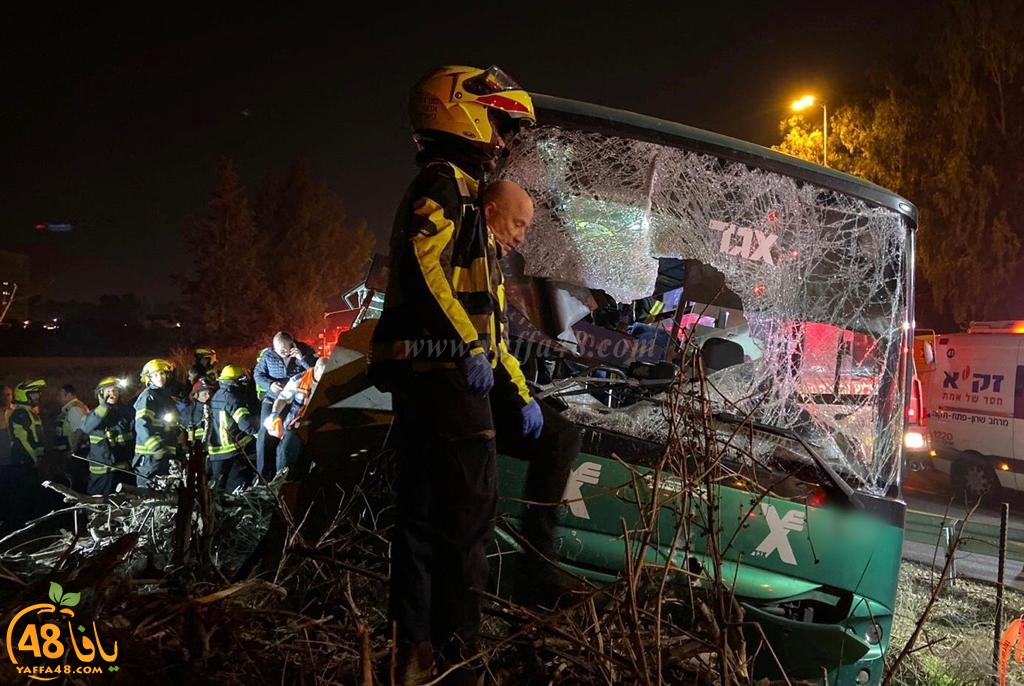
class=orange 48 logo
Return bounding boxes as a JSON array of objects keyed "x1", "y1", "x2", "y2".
[{"x1": 5, "y1": 582, "x2": 118, "y2": 681}]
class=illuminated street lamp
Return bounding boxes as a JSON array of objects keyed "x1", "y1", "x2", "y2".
[{"x1": 791, "y1": 95, "x2": 828, "y2": 167}]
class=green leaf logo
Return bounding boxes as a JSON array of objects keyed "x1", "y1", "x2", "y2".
[
  {"x1": 48, "y1": 581, "x2": 62, "y2": 604},
  {"x1": 46, "y1": 581, "x2": 80, "y2": 607}
]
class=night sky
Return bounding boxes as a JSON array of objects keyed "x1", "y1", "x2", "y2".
[{"x1": 2, "y1": 3, "x2": 929, "y2": 304}]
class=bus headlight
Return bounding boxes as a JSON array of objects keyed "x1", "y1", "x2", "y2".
[{"x1": 904, "y1": 431, "x2": 925, "y2": 450}]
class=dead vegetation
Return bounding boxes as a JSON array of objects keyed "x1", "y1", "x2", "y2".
[{"x1": 0, "y1": 370, "x2": 1016, "y2": 685}]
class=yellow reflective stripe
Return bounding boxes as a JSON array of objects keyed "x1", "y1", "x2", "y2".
[
  {"x1": 208, "y1": 444, "x2": 238, "y2": 455},
  {"x1": 498, "y1": 339, "x2": 532, "y2": 406},
  {"x1": 451, "y1": 260, "x2": 490, "y2": 293},
  {"x1": 89, "y1": 465, "x2": 113, "y2": 474},
  {"x1": 218, "y1": 410, "x2": 230, "y2": 447},
  {"x1": 135, "y1": 408, "x2": 154, "y2": 420},
  {"x1": 89, "y1": 435, "x2": 104, "y2": 444},
  {"x1": 231, "y1": 407, "x2": 250, "y2": 424},
  {"x1": 410, "y1": 198, "x2": 479, "y2": 346}
]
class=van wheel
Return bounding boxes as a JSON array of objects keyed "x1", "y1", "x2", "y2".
[{"x1": 955, "y1": 461, "x2": 998, "y2": 503}]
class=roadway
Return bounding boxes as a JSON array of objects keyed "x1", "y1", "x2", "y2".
[{"x1": 902, "y1": 467, "x2": 1024, "y2": 590}]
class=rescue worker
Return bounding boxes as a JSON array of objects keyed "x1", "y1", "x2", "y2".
[
  {"x1": 183, "y1": 376, "x2": 217, "y2": 446},
  {"x1": 55, "y1": 384, "x2": 90, "y2": 491},
  {"x1": 4, "y1": 379, "x2": 46, "y2": 529},
  {"x1": 208, "y1": 365, "x2": 258, "y2": 492},
  {"x1": 133, "y1": 359, "x2": 182, "y2": 487},
  {"x1": 0, "y1": 385, "x2": 13, "y2": 477},
  {"x1": 368, "y1": 64, "x2": 536, "y2": 683},
  {"x1": 263, "y1": 357, "x2": 326, "y2": 476},
  {"x1": 188, "y1": 347, "x2": 218, "y2": 385},
  {"x1": 81, "y1": 377, "x2": 134, "y2": 496},
  {"x1": 253, "y1": 332, "x2": 317, "y2": 480},
  {"x1": 481, "y1": 180, "x2": 580, "y2": 608}
]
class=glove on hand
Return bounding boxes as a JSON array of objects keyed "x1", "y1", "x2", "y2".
[
  {"x1": 459, "y1": 353, "x2": 494, "y2": 396},
  {"x1": 264, "y1": 414, "x2": 284, "y2": 439},
  {"x1": 521, "y1": 400, "x2": 544, "y2": 439}
]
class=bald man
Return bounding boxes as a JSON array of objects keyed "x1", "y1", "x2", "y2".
[
  {"x1": 483, "y1": 180, "x2": 581, "y2": 608},
  {"x1": 483, "y1": 179, "x2": 534, "y2": 252}
]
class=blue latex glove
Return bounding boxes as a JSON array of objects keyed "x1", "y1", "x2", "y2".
[
  {"x1": 459, "y1": 352, "x2": 494, "y2": 396},
  {"x1": 521, "y1": 400, "x2": 544, "y2": 439}
]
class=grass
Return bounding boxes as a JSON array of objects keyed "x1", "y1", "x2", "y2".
[{"x1": 889, "y1": 559, "x2": 1024, "y2": 685}]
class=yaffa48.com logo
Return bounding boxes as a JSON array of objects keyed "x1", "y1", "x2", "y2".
[{"x1": 5, "y1": 582, "x2": 118, "y2": 681}]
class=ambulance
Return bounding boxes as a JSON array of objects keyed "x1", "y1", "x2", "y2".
[{"x1": 916, "y1": 321, "x2": 1024, "y2": 499}]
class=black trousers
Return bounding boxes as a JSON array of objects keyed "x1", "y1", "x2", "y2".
[
  {"x1": 492, "y1": 396, "x2": 579, "y2": 564},
  {"x1": 87, "y1": 471, "x2": 120, "y2": 497},
  {"x1": 389, "y1": 369, "x2": 496, "y2": 648},
  {"x1": 389, "y1": 369, "x2": 580, "y2": 647},
  {"x1": 210, "y1": 453, "x2": 254, "y2": 492}
]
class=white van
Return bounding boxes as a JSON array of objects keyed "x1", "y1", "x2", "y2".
[{"x1": 915, "y1": 321, "x2": 1024, "y2": 499}]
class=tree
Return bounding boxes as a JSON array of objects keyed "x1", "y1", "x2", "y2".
[
  {"x1": 253, "y1": 161, "x2": 375, "y2": 339},
  {"x1": 182, "y1": 159, "x2": 273, "y2": 344},
  {"x1": 773, "y1": 0, "x2": 1024, "y2": 324}
]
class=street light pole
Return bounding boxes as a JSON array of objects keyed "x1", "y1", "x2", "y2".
[
  {"x1": 821, "y1": 102, "x2": 828, "y2": 168},
  {"x1": 791, "y1": 95, "x2": 828, "y2": 167}
]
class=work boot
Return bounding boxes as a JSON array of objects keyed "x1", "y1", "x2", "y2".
[
  {"x1": 395, "y1": 640, "x2": 435, "y2": 686},
  {"x1": 513, "y1": 557, "x2": 579, "y2": 609}
]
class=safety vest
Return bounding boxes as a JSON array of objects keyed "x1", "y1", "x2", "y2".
[
  {"x1": 285, "y1": 368, "x2": 317, "y2": 430},
  {"x1": 55, "y1": 398, "x2": 89, "y2": 452},
  {"x1": 9, "y1": 404, "x2": 43, "y2": 466}
]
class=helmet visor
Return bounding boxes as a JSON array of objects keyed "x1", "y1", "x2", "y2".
[{"x1": 463, "y1": 66, "x2": 523, "y2": 96}]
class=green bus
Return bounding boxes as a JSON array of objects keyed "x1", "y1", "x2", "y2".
[{"x1": 316, "y1": 94, "x2": 918, "y2": 685}]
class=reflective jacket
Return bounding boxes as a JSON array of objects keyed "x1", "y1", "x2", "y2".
[
  {"x1": 208, "y1": 382, "x2": 258, "y2": 461},
  {"x1": 253, "y1": 342, "x2": 317, "y2": 402},
  {"x1": 7, "y1": 404, "x2": 43, "y2": 466},
  {"x1": 81, "y1": 402, "x2": 134, "y2": 473},
  {"x1": 369, "y1": 159, "x2": 531, "y2": 406},
  {"x1": 55, "y1": 397, "x2": 89, "y2": 452},
  {"x1": 133, "y1": 385, "x2": 180, "y2": 460},
  {"x1": 276, "y1": 368, "x2": 317, "y2": 430},
  {"x1": 182, "y1": 400, "x2": 210, "y2": 445}
]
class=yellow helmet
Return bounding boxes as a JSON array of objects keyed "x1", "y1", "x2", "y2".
[
  {"x1": 141, "y1": 358, "x2": 174, "y2": 382},
  {"x1": 14, "y1": 379, "x2": 45, "y2": 404},
  {"x1": 217, "y1": 364, "x2": 248, "y2": 383},
  {"x1": 95, "y1": 376, "x2": 123, "y2": 401},
  {"x1": 195, "y1": 347, "x2": 218, "y2": 364},
  {"x1": 410, "y1": 65, "x2": 535, "y2": 152}
]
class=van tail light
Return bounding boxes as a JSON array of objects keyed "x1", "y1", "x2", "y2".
[{"x1": 907, "y1": 375, "x2": 925, "y2": 427}]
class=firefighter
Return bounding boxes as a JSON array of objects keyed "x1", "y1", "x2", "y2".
[
  {"x1": 253, "y1": 332, "x2": 317, "y2": 481},
  {"x1": 188, "y1": 347, "x2": 218, "y2": 385},
  {"x1": 81, "y1": 377, "x2": 134, "y2": 496},
  {"x1": 263, "y1": 357, "x2": 326, "y2": 476},
  {"x1": 183, "y1": 376, "x2": 217, "y2": 445},
  {"x1": 3, "y1": 379, "x2": 46, "y2": 529},
  {"x1": 208, "y1": 364, "x2": 258, "y2": 492},
  {"x1": 368, "y1": 64, "x2": 535, "y2": 683},
  {"x1": 133, "y1": 359, "x2": 182, "y2": 488}
]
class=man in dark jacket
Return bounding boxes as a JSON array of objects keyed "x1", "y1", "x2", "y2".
[
  {"x1": 81, "y1": 377, "x2": 134, "y2": 496},
  {"x1": 252, "y1": 331, "x2": 316, "y2": 480},
  {"x1": 208, "y1": 365, "x2": 258, "y2": 492}
]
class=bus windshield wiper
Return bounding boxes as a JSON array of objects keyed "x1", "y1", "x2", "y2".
[{"x1": 713, "y1": 411, "x2": 856, "y2": 502}]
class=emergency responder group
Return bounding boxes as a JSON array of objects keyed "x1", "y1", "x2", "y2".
[{"x1": 1, "y1": 339, "x2": 325, "y2": 529}]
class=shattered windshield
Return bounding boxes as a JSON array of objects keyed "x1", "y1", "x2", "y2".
[{"x1": 499, "y1": 125, "x2": 910, "y2": 493}]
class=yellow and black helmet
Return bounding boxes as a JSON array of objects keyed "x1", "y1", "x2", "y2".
[
  {"x1": 194, "y1": 347, "x2": 217, "y2": 364},
  {"x1": 14, "y1": 378, "x2": 45, "y2": 404},
  {"x1": 217, "y1": 364, "x2": 248, "y2": 383},
  {"x1": 410, "y1": 65, "x2": 535, "y2": 152},
  {"x1": 140, "y1": 358, "x2": 174, "y2": 382},
  {"x1": 95, "y1": 376, "x2": 123, "y2": 401}
]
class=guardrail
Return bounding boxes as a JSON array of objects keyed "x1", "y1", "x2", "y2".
[{"x1": 905, "y1": 509, "x2": 1024, "y2": 563}]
